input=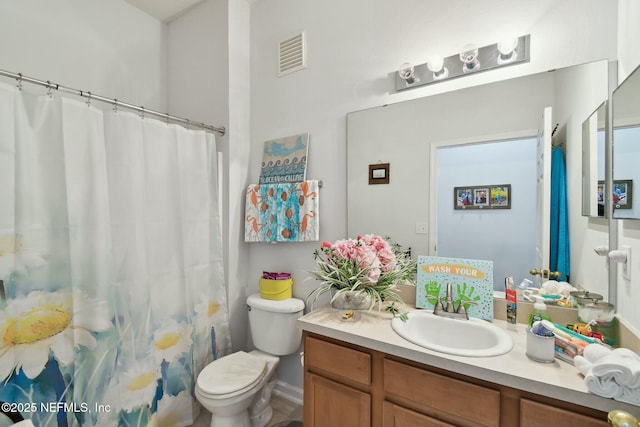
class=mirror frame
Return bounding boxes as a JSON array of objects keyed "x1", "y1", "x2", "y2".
[
  {"x1": 582, "y1": 101, "x2": 607, "y2": 218},
  {"x1": 612, "y1": 63, "x2": 640, "y2": 220}
]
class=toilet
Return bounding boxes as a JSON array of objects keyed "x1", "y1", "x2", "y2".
[{"x1": 195, "y1": 293, "x2": 305, "y2": 427}]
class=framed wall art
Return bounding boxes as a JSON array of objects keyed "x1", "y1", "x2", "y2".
[
  {"x1": 369, "y1": 163, "x2": 390, "y2": 185},
  {"x1": 454, "y1": 184, "x2": 511, "y2": 210},
  {"x1": 599, "y1": 179, "x2": 633, "y2": 209}
]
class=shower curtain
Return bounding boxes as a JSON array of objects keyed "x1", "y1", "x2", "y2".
[
  {"x1": 0, "y1": 81, "x2": 231, "y2": 427},
  {"x1": 550, "y1": 146, "x2": 570, "y2": 282}
]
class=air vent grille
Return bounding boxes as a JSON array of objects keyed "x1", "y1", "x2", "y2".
[{"x1": 279, "y1": 32, "x2": 306, "y2": 76}]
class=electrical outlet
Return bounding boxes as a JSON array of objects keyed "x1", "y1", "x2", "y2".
[
  {"x1": 415, "y1": 222, "x2": 428, "y2": 234},
  {"x1": 622, "y1": 245, "x2": 632, "y2": 281}
]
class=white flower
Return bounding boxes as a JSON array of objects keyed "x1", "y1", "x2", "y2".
[
  {"x1": 157, "y1": 391, "x2": 193, "y2": 427},
  {"x1": 119, "y1": 362, "x2": 160, "y2": 412},
  {"x1": 0, "y1": 234, "x2": 46, "y2": 277},
  {"x1": 153, "y1": 319, "x2": 192, "y2": 363},
  {"x1": 193, "y1": 298, "x2": 221, "y2": 338},
  {"x1": 0, "y1": 290, "x2": 112, "y2": 380}
]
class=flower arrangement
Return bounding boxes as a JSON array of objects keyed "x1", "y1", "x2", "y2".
[{"x1": 308, "y1": 234, "x2": 417, "y2": 318}]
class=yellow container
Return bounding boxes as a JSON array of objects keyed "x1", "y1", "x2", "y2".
[{"x1": 259, "y1": 278, "x2": 293, "y2": 300}]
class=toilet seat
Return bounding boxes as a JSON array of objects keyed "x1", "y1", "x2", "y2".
[{"x1": 197, "y1": 351, "x2": 268, "y2": 399}]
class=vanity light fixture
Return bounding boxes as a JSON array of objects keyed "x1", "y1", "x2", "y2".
[
  {"x1": 427, "y1": 55, "x2": 448, "y2": 80},
  {"x1": 398, "y1": 62, "x2": 419, "y2": 85},
  {"x1": 395, "y1": 34, "x2": 530, "y2": 91},
  {"x1": 497, "y1": 37, "x2": 519, "y2": 64},
  {"x1": 459, "y1": 44, "x2": 480, "y2": 73}
]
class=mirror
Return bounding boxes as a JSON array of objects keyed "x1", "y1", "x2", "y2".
[
  {"x1": 582, "y1": 101, "x2": 607, "y2": 218},
  {"x1": 612, "y1": 64, "x2": 640, "y2": 219},
  {"x1": 347, "y1": 60, "x2": 609, "y2": 292}
]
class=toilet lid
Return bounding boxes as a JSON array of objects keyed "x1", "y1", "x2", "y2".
[{"x1": 197, "y1": 351, "x2": 268, "y2": 396}]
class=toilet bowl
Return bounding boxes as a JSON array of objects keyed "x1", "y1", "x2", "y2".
[
  {"x1": 195, "y1": 294, "x2": 305, "y2": 427},
  {"x1": 195, "y1": 350, "x2": 279, "y2": 427}
]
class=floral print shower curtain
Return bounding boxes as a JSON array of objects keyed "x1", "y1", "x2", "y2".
[{"x1": 0, "y1": 81, "x2": 231, "y2": 427}]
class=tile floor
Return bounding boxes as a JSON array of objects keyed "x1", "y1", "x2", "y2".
[{"x1": 191, "y1": 394, "x2": 303, "y2": 427}]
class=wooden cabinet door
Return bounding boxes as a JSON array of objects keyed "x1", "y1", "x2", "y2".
[
  {"x1": 520, "y1": 398, "x2": 608, "y2": 427},
  {"x1": 383, "y1": 401, "x2": 458, "y2": 427},
  {"x1": 305, "y1": 372, "x2": 371, "y2": 427}
]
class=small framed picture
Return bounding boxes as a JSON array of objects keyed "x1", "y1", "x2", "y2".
[
  {"x1": 455, "y1": 188, "x2": 473, "y2": 208},
  {"x1": 490, "y1": 185, "x2": 511, "y2": 209},
  {"x1": 613, "y1": 179, "x2": 633, "y2": 209},
  {"x1": 473, "y1": 188, "x2": 489, "y2": 207},
  {"x1": 598, "y1": 179, "x2": 633, "y2": 210},
  {"x1": 369, "y1": 163, "x2": 390, "y2": 185}
]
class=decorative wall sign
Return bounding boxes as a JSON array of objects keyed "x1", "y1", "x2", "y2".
[
  {"x1": 416, "y1": 256, "x2": 494, "y2": 320},
  {"x1": 454, "y1": 184, "x2": 511, "y2": 210},
  {"x1": 259, "y1": 133, "x2": 309, "y2": 184},
  {"x1": 369, "y1": 163, "x2": 390, "y2": 185}
]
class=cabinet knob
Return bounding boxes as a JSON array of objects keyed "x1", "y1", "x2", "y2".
[{"x1": 608, "y1": 409, "x2": 640, "y2": 427}]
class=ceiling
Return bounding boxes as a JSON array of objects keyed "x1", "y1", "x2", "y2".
[{"x1": 124, "y1": 0, "x2": 205, "y2": 22}]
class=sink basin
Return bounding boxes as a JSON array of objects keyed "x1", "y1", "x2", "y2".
[{"x1": 390, "y1": 310, "x2": 513, "y2": 357}]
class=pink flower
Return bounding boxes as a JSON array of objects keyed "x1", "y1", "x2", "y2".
[{"x1": 317, "y1": 235, "x2": 402, "y2": 285}]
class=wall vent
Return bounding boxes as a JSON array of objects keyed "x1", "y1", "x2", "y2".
[{"x1": 278, "y1": 32, "x2": 306, "y2": 76}]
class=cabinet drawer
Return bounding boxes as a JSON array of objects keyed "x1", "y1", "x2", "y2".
[
  {"x1": 384, "y1": 359, "x2": 500, "y2": 427},
  {"x1": 305, "y1": 336, "x2": 371, "y2": 386},
  {"x1": 383, "y1": 401, "x2": 456, "y2": 427},
  {"x1": 520, "y1": 398, "x2": 608, "y2": 427}
]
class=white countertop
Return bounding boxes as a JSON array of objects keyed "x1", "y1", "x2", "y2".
[{"x1": 298, "y1": 305, "x2": 640, "y2": 415}]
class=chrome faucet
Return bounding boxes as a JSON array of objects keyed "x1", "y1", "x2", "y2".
[{"x1": 431, "y1": 283, "x2": 475, "y2": 320}]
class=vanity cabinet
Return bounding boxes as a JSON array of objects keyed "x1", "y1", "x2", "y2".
[
  {"x1": 303, "y1": 332, "x2": 609, "y2": 427},
  {"x1": 304, "y1": 335, "x2": 373, "y2": 427}
]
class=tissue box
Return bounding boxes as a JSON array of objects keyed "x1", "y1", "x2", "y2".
[{"x1": 259, "y1": 278, "x2": 293, "y2": 300}]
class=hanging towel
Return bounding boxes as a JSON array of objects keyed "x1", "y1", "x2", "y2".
[
  {"x1": 276, "y1": 183, "x2": 300, "y2": 242},
  {"x1": 244, "y1": 180, "x2": 319, "y2": 243},
  {"x1": 550, "y1": 147, "x2": 570, "y2": 281},
  {"x1": 293, "y1": 180, "x2": 319, "y2": 242}
]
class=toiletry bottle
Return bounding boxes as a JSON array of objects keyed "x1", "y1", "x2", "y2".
[
  {"x1": 528, "y1": 295, "x2": 551, "y2": 327},
  {"x1": 505, "y1": 276, "x2": 517, "y2": 330}
]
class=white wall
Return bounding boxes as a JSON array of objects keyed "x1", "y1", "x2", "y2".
[
  {"x1": 0, "y1": 0, "x2": 166, "y2": 111},
  {"x1": 168, "y1": 0, "x2": 252, "y2": 354},
  {"x1": 250, "y1": 0, "x2": 618, "y2": 390}
]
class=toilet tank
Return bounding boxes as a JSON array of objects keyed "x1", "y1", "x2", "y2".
[{"x1": 247, "y1": 293, "x2": 305, "y2": 356}]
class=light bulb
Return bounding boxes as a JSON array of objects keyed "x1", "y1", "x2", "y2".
[
  {"x1": 459, "y1": 44, "x2": 480, "y2": 72},
  {"x1": 497, "y1": 37, "x2": 519, "y2": 64},
  {"x1": 427, "y1": 55, "x2": 448, "y2": 80},
  {"x1": 398, "y1": 62, "x2": 418, "y2": 85}
]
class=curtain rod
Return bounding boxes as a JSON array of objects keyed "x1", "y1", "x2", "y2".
[{"x1": 0, "y1": 68, "x2": 226, "y2": 136}]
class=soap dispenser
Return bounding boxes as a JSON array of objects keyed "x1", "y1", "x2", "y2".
[{"x1": 528, "y1": 295, "x2": 551, "y2": 327}]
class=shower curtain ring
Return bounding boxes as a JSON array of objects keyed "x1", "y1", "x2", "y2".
[
  {"x1": 139, "y1": 107, "x2": 145, "y2": 119},
  {"x1": 113, "y1": 99, "x2": 118, "y2": 113},
  {"x1": 85, "y1": 91, "x2": 92, "y2": 107},
  {"x1": 16, "y1": 73, "x2": 23, "y2": 91},
  {"x1": 46, "y1": 81, "x2": 53, "y2": 98}
]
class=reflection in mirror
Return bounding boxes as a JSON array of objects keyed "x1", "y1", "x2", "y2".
[
  {"x1": 613, "y1": 64, "x2": 640, "y2": 219},
  {"x1": 436, "y1": 137, "x2": 537, "y2": 288},
  {"x1": 347, "y1": 60, "x2": 608, "y2": 292},
  {"x1": 582, "y1": 102, "x2": 607, "y2": 218}
]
